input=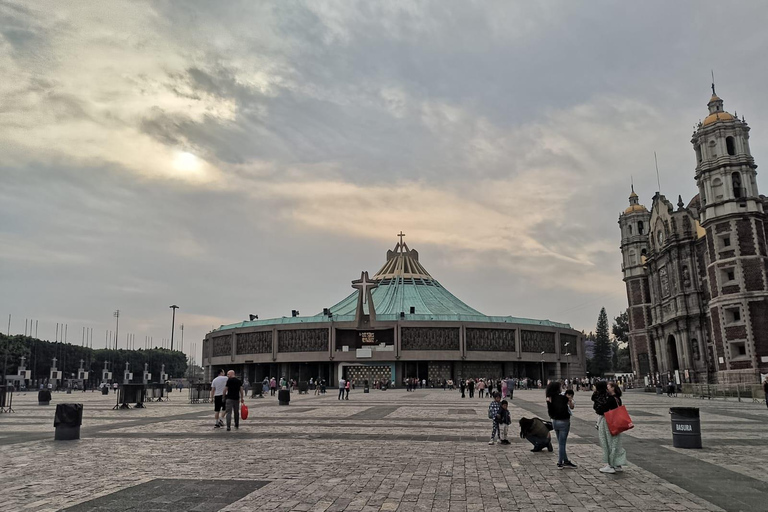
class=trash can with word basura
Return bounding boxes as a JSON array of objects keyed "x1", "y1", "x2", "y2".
[
  {"x1": 278, "y1": 389, "x2": 290, "y2": 406},
  {"x1": 669, "y1": 407, "x2": 702, "y2": 448},
  {"x1": 38, "y1": 389, "x2": 52, "y2": 405},
  {"x1": 54, "y1": 403, "x2": 83, "y2": 441}
]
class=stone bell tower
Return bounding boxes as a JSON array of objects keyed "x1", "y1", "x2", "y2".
[
  {"x1": 692, "y1": 85, "x2": 768, "y2": 383},
  {"x1": 618, "y1": 186, "x2": 654, "y2": 377}
]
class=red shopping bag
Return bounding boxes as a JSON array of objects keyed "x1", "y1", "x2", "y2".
[
  {"x1": 241, "y1": 404, "x2": 249, "y2": 420},
  {"x1": 605, "y1": 405, "x2": 633, "y2": 435}
]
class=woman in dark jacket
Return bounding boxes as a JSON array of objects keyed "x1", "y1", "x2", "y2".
[
  {"x1": 519, "y1": 417, "x2": 553, "y2": 452},
  {"x1": 546, "y1": 381, "x2": 576, "y2": 469},
  {"x1": 592, "y1": 381, "x2": 627, "y2": 474}
]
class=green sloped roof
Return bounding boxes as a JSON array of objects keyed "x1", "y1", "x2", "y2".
[{"x1": 213, "y1": 239, "x2": 573, "y2": 333}]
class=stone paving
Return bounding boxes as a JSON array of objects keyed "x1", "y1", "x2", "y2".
[{"x1": 0, "y1": 386, "x2": 766, "y2": 511}]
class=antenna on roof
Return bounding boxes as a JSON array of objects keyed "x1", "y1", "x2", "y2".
[
  {"x1": 711, "y1": 70, "x2": 716, "y2": 95},
  {"x1": 654, "y1": 151, "x2": 661, "y2": 194},
  {"x1": 631, "y1": 175, "x2": 634, "y2": 194}
]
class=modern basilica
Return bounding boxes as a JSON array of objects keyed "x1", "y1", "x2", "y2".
[
  {"x1": 619, "y1": 87, "x2": 768, "y2": 385},
  {"x1": 203, "y1": 236, "x2": 585, "y2": 386}
]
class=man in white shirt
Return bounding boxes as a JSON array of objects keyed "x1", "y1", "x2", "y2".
[
  {"x1": 338, "y1": 377, "x2": 346, "y2": 400},
  {"x1": 210, "y1": 369, "x2": 228, "y2": 428}
]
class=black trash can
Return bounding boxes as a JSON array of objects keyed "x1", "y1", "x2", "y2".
[
  {"x1": 54, "y1": 403, "x2": 83, "y2": 441},
  {"x1": 278, "y1": 389, "x2": 290, "y2": 406},
  {"x1": 38, "y1": 389, "x2": 52, "y2": 405},
  {"x1": 670, "y1": 407, "x2": 702, "y2": 448},
  {"x1": 298, "y1": 381, "x2": 309, "y2": 394},
  {"x1": 101, "y1": 386, "x2": 109, "y2": 395}
]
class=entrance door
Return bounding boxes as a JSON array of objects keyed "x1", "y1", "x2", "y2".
[{"x1": 667, "y1": 335, "x2": 680, "y2": 371}]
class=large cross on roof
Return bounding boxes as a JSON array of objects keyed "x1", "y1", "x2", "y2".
[{"x1": 351, "y1": 271, "x2": 378, "y2": 304}]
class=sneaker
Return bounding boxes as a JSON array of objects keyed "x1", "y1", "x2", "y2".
[
  {"x1": 226, "y1": 427, "x2": 231, "y2": 431},
  {"x1": 599, "y1": 465, "x2": 616, "y2": 474},
  {"x1": 557, "y1": 463, "x2": 563, "y2": 470},
  {"x1": 562, "y1": 461, "x2": 578, "y2": 469},
  {"x1": 488, "y1": 440, "x2": 496, "y2": 445},
  {"x1": 217, "y1": 420, "x2": 224, "y2": 426},
  {"x1": 214, "y1": 424, "x2": 221, "y2": 429},
  {"x1": 500, "y1": 439, "x2": 511, "y2": 445},
  {"x1": 234, "y1": 426, "x2": 239, "y2": 430},
  {"x1": 531, "y1": 447, "x2": 543, "y2": 452},
  {"x1": 614, "y1": 466, "x2": 623, "y2": 472}
]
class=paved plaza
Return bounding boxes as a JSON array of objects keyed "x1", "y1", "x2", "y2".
[{"x1": 0, "y1": 387, "x2": 766, "y2": 512}]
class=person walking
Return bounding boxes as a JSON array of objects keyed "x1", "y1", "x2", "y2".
[
  {"x1": 344, "y1": 378, "x2": 351, "y2": 400},
  {"x1": 269, "y1": 377, "x2": 277, "y2": 396},
  {"x1": 487, "y1": 392, "x2": 502, "y2": 445},
  {"x1": 338, "y1": 377, "x2": 346, "y2": 400},
  {"x1": 592, "y1": 381, "x2": 628, "y2": 474},
  {"x1": 478, "y1": 379, "x2": 485, "y2": 399},
  {"x1": 546, "y1": 381, "x2": 576, "y2": 469},
  {"x1": 763, "y1": 375, "x2": 768, "y2": 409},
  {"x1": 223, "y1": 370, "x2": 244, "y2": 432},
  {"x1": 501, "y1": 379, "x2": 508, "y2": 399},
  {"x1": 468, "y1": 379, "x2": 475, "y2": 398},
  {"x1": 460, "y1": 379, "x2": 466, "y2": 398},
  {"x1": 210, "y1": 369, "x2": 228, "y2": 429}
]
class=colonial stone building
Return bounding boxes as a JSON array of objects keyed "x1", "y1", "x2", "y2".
[
  {"x1": 203, "y1": 236, "x2": 585, "y2": 385},
  {"x1": 619, "y1": 88, "x2": 768, "y2": 384}
]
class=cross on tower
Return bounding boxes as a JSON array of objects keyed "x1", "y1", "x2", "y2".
[
  {"x1": 397, "y1": 231, "x2": 405, "y2": 245},
  {"x1": 351, "y1": 271, "x2": 378, "y2": 304},
  {"x1": 79, "y1": 359, "x2": 84, "y2": 369},
  {"x1": 52, "y1": 357, "x2": 57, "y2": 368}
]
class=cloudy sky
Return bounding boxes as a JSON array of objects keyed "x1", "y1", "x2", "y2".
[{"x1": 2, "y1": 1, "x2": 768, "y2": 362}]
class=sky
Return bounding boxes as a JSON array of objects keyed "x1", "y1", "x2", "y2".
[{"x1": 2, "y1": 1, "x2": 768, "y2": 364}]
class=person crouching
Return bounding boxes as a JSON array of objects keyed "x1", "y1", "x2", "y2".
[{"x1": 519, "y1": 417, "x2": 553, "y2": 452}]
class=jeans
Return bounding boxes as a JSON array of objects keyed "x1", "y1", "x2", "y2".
[
  {"x1": 552, "y1": 418, "x2": 571, "y2": 464},
  {"x1": 338, "y1": 388, "x2": 345, "y2": 400},
  {"x1": 225, "y1": 399, "x2": 240, "y2": 429},
  {"x1": 526, "y1": 434, "x2": 549, "y2": 451}
]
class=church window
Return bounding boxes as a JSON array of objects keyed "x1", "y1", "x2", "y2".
[
  {"x1": 732, "y1": 172, "x2": 743, "y2": 198},
  {"x1": 729, "y1": 341, "x2": 747, "y2": 359},
  {"x1": 638, "y1": 221, "x2": 644, "y2": 234},
  {"x1": 695, "y1": 144, "x2": 702, "y2": 163},
  {"x1": 726, "y1": 136, "x2": 736, "y2": 156},
  {"x1": 721, "y1": 236, "x2": 731, "y2": 248},
  {"x1": 628, "y1": 224, "x2": 633, "y2": 235},
  {"x1": 721, "y1": 267, "x2": 736, "y2": 283},
  {"x1": 725, "y1": 307, "x2": 741, "y2": 324}
]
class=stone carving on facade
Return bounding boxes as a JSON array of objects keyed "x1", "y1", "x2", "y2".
[
  {"x1": 682, "y1": 266, "x2": 691, "y2": 288},
  {"x1": 466, "y1": 328, "x2": 515, "y2": 352},
  {"x1": 521, "y1": 330, "x2": 556, "y2": 353},
  {"x1": 560, "y1": 333, "x2": 577, "y2": 355},
  {"x1": 236, "y1": 331, "x2": 273, "y2": 354},
  {"x1": 278, "y1": 329, "x2": 329, "y2": 352},
  {"x1": 212, "y1": 335, "x2": 232, "y2": 357},
  {"x1": 401, "y1": 327, "x2": 460, "y2": 351},
  {"x1": 659, "y1": 266, "x2": 670, "y2": 297}
]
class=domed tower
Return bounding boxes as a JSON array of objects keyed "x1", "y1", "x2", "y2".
[
  {"x1": 692, "y1": 86, "x2": 768, "y2": 383},
  {"x1": 618, "y1": 186, "x2": 654, "y2": 378}
]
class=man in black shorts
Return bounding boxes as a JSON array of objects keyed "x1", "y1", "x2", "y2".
[
  {"x1": 223, "y1": 370, "x2": 245, "y2": 431},
  {"x1": 210, "y1": 369, "x2": 227, "y2": 429}
]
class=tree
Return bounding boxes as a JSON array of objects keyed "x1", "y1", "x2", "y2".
[
  {"x1": 612, "y1": 311, "x2": 629, "y2": 343},
  {"x1": 611, "y1": 310, "x2": 632, "y2": 373},
  {"x1": 591, "y1": 307, "x2": 612, "y2": 377}
]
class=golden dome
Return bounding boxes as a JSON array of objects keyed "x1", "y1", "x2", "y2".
[
  {"x1": 702, "y1": 111, "x2": 734, "y2": 126},
  {"x1": 624, "y1": 204, "x2": 647, "y2": 214}
]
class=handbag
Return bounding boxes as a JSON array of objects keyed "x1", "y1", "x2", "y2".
[
  {"x1": 240, "y1": 403, "x2": 249, "y2": 420},
  {"x1": 604, "y1": 403, "x2": 633, "y2": 436}
]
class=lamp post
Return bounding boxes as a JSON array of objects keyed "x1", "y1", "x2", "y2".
[
  {"x1": 563, "y1": 342, "x2": 570, "y2": 381},
  {"x1": 113, "y1": 310, "x2": 120, "y2": 350},
  {"x1": 540, "y1": 351, "x2": 545, "y2": 385},
  {"x1": 169, "y1": 305, "x2": 179, "y2": 352}
]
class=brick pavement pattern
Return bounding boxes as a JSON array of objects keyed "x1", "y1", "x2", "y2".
[{"x1": 1, "y1": 387, "x2": 767, "y2": 511}]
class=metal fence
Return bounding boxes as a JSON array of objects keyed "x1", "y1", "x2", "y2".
[{"x1": 681, "y1": 383, "x2": 766, "y2": 403}]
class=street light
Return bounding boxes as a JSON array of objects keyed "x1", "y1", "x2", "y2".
[
  {"x1": 169, "y1": 305, "x2": 179, "y2": 351},
  {"x1": 113, "y1": 310, "x2": 120, "y2": 350},
  {"x1": 540, "y1": 351, "x2": 545, "y2": 385},
  {"x1": 564, "y1": 342, "x2": 570, "y2": 381}
]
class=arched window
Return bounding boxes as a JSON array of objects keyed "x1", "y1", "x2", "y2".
[
  {"x1": 638, "y1": 221, "x2": 644, "y2": 234},
  {"x1": 732, "y1": 172, "x2": 743, "y2": 198},
  {"x1": 726, "y1": 136, "x2": 736, "y2": 156},
  {"x1": 628, "y1": 224, "x2": 633, "y2": 235}
]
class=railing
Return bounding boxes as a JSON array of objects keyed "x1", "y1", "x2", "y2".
[{"x1": 681, "y1": 383, "x2": 766, "y2": 403}]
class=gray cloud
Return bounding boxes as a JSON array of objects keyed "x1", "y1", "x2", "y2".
[{"x1": 2, "y1": 0, "x2": 768, "y2": 359}]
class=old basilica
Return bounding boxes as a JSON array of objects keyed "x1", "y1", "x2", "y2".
[{"x1": 619, "y1": 86, "x2": 768, "y2": 385}]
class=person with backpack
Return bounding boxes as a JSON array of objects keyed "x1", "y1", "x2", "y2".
[
  {"x1": 487, "y1": 392, "x2": 502, "y2": 445},
  {"x1": 592, "y1": 380, "x2": 628, "y2": 474}
]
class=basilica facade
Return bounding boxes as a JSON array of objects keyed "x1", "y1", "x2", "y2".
[{"x1": 619, "y1": 88, "x2": 768, "y2": 385}]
